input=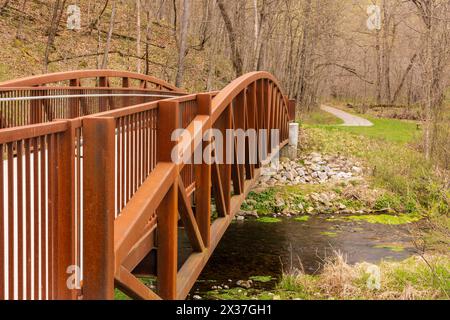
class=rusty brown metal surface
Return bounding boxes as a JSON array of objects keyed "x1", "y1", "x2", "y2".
[
  {"x1": 0, "y1": 70, "x2": 183, "y2": 92},
  {"x1": 82, "y1": 117, "x2": 116, "y2": 300},
  {"x1": 0, "y1": 87, "x2": 184, "y2": 129},
  {"x1": 0, "y1": 70, "x2": 291, "y2": 300}
]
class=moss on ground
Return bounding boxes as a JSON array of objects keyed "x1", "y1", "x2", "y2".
[{"x1": 256, "y1": 217, "x2": 282, "y2": 223}]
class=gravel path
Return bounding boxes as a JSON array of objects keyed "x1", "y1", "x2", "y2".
[{"x1": 321, "y1": 105, "x2": 373, "y2": 127}]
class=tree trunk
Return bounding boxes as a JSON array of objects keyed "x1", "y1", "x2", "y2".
[
  {"x1": 136, "y1": 0, "x2": 142, "y2": 73},
  {"x1": 144, "y1": 0, "x2": 152, "y2": 75},
  {"x1": 217, "y1": 0, "x2": 243, "y2": 77},
  {"x1": 15, "y1": 0, "x2": 28, "y2": 39},
  {"x1": 43, "y1": 0, "x2": 65, "y2": 73},
  {"x1": 101, "y1": 0, "x2": 117, "y2": 69},
  {"x1": 89, "y1": 0, "x2": 109, "y2": 33},
  {"x1": 175, "y1": 0, "x2": 190, "y2": 88},
  {"x1": 391, "y1": 53, "x2": 417, "y2": 105},
  {"x1": 375, "y1": 29, "x2": 382, "y2": 105},
  {"x1": 252, "y1": 0, "x2": 259, "y2": 70}
]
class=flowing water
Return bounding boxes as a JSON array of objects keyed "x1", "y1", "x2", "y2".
[{"x1": 189, "y1": 216, "x2": 417, "y2": 296}]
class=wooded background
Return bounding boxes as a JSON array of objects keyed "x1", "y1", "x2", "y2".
[{"x1": 0, "y1": 0, "x2": 449, "y2": 165}]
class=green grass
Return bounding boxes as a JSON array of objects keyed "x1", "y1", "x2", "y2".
[
  {"x1": 339, "y1": 116, "x2": 419, "y2": 144},
  {"x1": 302, "y1": 126, "x2": 447, "y2": 214},
  {"x1": 300, "y1": 109, "x2": 344, "y2": 126},
  {"x1": 306, "y1": 115, "x2": 420, "y2": 144}
]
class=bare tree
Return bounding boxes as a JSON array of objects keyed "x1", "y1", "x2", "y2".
[
  {"x1": 15, "y1": 0, "x2": 28, "y2": 40},
  {"x1": 101, "y1": 0, "x2": 117, "y2": 69},
  {"x1": 143, "y1": 0, "x2": 152, "y2": 75},
  {"x1": 175, "y1": 0, "x2": 191, "y2": 87},
  {"x1": 410, "y1": 0, "x2": 450, "y2": 159},
  {"x1": 89, "y1": 0, "x2": 109, "y2": 33},
  {"x1": 43, "y1": 0, "x2": 66, "y2": 73},
  {"x1": 217, "y1": 0, "x2": 243, "y2": 77},
  {"x1": 136, "y1": 0, "x2": 142, "y2": 73}
]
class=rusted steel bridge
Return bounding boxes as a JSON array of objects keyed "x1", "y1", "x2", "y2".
[{"x1": 0, "y1": 70, "x2": 295, "y2": 300}]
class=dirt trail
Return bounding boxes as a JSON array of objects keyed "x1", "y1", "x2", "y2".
[{"x1": 321, "y1": 105, "x2": 373, "y2": 127}]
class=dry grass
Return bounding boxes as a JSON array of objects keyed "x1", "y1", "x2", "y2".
[{"x1": 279, "y1": 251, "x2": 450, "y2": 300}]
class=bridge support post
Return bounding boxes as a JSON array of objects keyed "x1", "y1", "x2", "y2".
[
  {"x1": 195, "y1": 94, "x2": 212, "y2": 248},
  {"x1": 156, "y1": 180, "x2": 178, "y2": 300},
  {"x1": 157, "y1": 100, "x2": 180, "y2": 299},
  {"x1": 54, "y1": 120, "x2": 76, "y2": 299},
  {"x1": 288, "y1": 99, "x2": 296, "y2": 122},
  {"x1": 83, "y1": 116, "x2": 116, "y2": 300}
]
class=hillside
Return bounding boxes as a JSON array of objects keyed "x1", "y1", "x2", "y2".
[{"x1": 0, "y1": 0, "x2": 233, "y2": 91}]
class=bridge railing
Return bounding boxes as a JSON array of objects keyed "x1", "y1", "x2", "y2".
[
  {"x1": 0, "y1": 71, "x2": 295, "y2": 300},
  {"x1": 84, "y1": 72, "x2": 293, "y2": 300},
  {"x1": 0, "y1": 69, "x2": 185, "y2": 129},
  {"x1": 0, "y1": 69, "x2": 182, "y2": 91},
  {"x1": 0, "y1": 87, "x2": 185, "y2": 129},
  {"x1": 0, "y1": 119, "x2": 82, "y2": 300}
]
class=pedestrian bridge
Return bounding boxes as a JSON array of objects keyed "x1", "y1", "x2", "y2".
[{"x1": 0, "y1": 70, "x2": 295, "y2": 300}]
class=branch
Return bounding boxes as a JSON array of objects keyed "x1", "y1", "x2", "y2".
[
  {"x1": 316, "y1": 63, "x2": 374, "y2": 84},
  {"x1": 90, "y1": 26, "x2": 166, "y2": 49},
  {"x1": 391, "y1": 53, "x2": 418, "y2": 104},
  {"x1": 48, "y1": 51, "x2": 174, "y2": 69}
]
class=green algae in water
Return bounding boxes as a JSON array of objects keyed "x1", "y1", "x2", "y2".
[
  {"x1": 249, "y1": 275, "x2": 274, "y2": 283},
  {"x1": 294, "y1": 216, "x2": 310, "y2": 222},
  {"x1": 320, "y1": 231, "x2": 338, "y2": 237},
  {"x1": 346, "y1": 214, "x2": 421, "y2": 225},
  {"x1": 257, "y1": 217, "x2": 281, "y2": 223},
  {"x1": 326, "y1": 214, "x2": 421, "y2": 225},
  {"x1": 374, "y1": 244, "x2": 405, "y2": 252}
]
